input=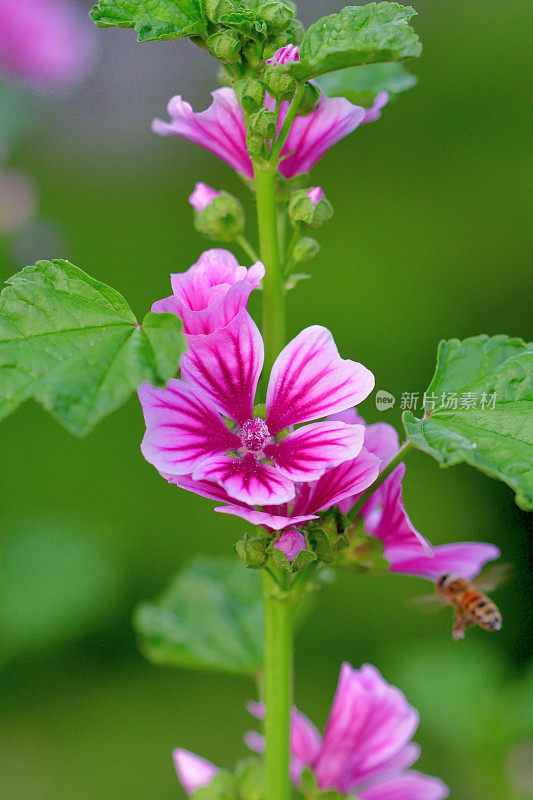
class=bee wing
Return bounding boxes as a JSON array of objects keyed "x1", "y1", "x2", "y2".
[
  {"x1": 473, "y1": 563, "x2": 512, "y2": 593},
  {"x1": 409, "y1": 593, "x2": 445, "y2": 615}
]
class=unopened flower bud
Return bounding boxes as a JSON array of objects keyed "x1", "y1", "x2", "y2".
[
  {"x1": 236, "y1": 535, "x2": 269, "y2": 568},
  {"x1": 207, "y1": 29, "x2": 242, "y2": 63},
  {"x1": 204, "y1": 0, "x2": 237, "y2": 23},
  {"x1": 234, "y1": 77, "x2": 266, "y2": 115},
  {"x1": 292, "y1": 236, "x2": 320, "y2": 264},
  {"x1": 288, "y1": 187, "x2": 333, "y2": 228},
  {"x1": 262, "y1": 64, "x2": 297, "y2": 101},
  {"x1": 250, "y1": 108, "x2": 277, "y2": 139},
  {"x1": 189, "y1": 183, "x2": 244, "y2": 241},
  {"x1": 265, "y1": 43, "x2": 299, "y2": 66},
  {"x1": 297, "y1": 81, "x2": 320, "y2": 116},
  {"x1": 273, "y1": 529, "x2": 308, "y2": 563},
  {"x1": 246, "y1": 130, "x2": 264, "y2": 158},
  {"x1": 257, "y1": 0, "x2": 295, "y2": 34}
]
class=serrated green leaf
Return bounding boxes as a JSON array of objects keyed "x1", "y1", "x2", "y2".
[
  {"x1": 286, "y1": 3, "x2": 422, "y2": 81},
  {"x1": 134, "y1": 556, "x2": 264, "y2": 676},
  {"x1": 90, "y1": 0, "x2": 206, "y2": 42},
  {"x1": 316, "y1": 62, "x2": 417, "y2": 107},
  {"x1": 0, "y1": 259, "x2": 185, "y2": 436},
  {"x1": 403, "y1": 335, "x2": 533, "y2": 510}
]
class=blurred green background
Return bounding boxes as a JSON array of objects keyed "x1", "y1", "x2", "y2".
[{"x1": 1, "y1": 1, "x2": 532, "y2": 798}]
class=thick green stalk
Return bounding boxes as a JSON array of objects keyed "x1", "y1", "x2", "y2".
[
  {"x1": 254, "y1": 160, "x2": 285, "y2": 373},
  {"x1": 262, "y1": 569, "x2": 294, "y2": 800}
]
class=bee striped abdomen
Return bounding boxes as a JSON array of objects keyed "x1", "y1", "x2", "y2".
[{"x1": 463, "y1": 590, "x2": 502, "y2": 631}]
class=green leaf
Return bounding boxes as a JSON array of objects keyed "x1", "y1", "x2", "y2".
[
  {"x1": 316, "y1": 62, "x2": 417, "y2": 107},
  {"x1": 219, "y1": 5, "x2": 266, "y2": 37},
  {"x1": 0, "y1": 259, "x2": 185, "y2": 436},
  {"x1": 89, "y1": 0, "x2": 207, "y2": 42},
  {"x1": 403, "y1": 335, "x2": 533, "y2": 510},
  {"x1": 286, "y1": 3, "x2": 422, "y2": 81},
  {"x1": 134, "y1": 556, "x2": 264, "y2": 676}
]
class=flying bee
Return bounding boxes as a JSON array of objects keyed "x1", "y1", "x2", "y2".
[{"x1": 413, "y1": 565, "x2": 508, "y2": 640}]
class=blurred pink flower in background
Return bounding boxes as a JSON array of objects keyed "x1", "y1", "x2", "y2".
[
  {"x1": 0, "y1": 169, "x2": 37, "y2": 233},
  {"x1": 0, "y1": 0, "x2": 96, "y2": 93},
  {"x1": 174, "y1": 663, "x2": 449, "y2": 800}
]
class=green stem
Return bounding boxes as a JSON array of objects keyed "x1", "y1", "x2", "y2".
[
  {"x1": 270, "y1": 83, "x2": 305, "y2": 167},
  {"x1": 348, "y1": 440, "x2": 414, "y2": 521},
  {"x1": 262, "y1": 569, "x2": 294, "y2": 800},
  {"x1": 235, "y1": 235, "x2": 260, "y2": 264},
  {"x1": 254, "y1": 160, "x2": 285, "y2": 373}
]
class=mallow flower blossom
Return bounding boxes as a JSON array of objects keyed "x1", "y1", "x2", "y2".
[
  {"x1": 331, "y1": 409, "x2": 501, "y2": 580},
  {"x1": 151, "y1": 248, "x2": 265, "y2": 336},
  {"x1": 139, "y1": 310, "x2": 375, "y2": 506},
  {"x1": 152, "y1": 48, "x2": 388, "y2": 180},
  {"x1": 0, "y1": 0, "x2": 96, "y2": 93},
  {"x1": 173, "y1": 663, "x2": 449, "y2": 800},
  {"x1": 188, "y1": 182, "x2": 222, "y2": 212}
]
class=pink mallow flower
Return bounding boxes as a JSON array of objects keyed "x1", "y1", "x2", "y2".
[
  {"x1": 173, "y1": 663, "x2": 449, "y2": 800},
  {"x1": 273, "y1": 528, "x2": 308, "y2": 563},
  {"x1": 152, "y1": 79, "x2": 388, "y2": 180},
  {"x1": 332, "y1": 409, "x2": 501, "y2": 580},
  {"x1": 246, "y1": 663, "x2": 449, "y2": 799},
  {"x1": 139, "y1": 312, "x2": 374, "y2": 507},
  {"x1": 0, "y1": 0, "x2": 96, "y2": 93},
  {"x1": 152, "y1": 249, "x2": 265, "y2": 336},
  {"x1": 188, "y1": 181, "x2": 221, "y2": 212},
  {"x1": 266, "y1": 44, "x2": 300, "y2": 66}
]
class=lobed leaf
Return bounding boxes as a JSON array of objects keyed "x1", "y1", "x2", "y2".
[
  {"x1": 0, "y1": 259, "x2": 186, "y2": 436},
  {"x1": 403, "y1": 335, "x2": 533, "y2": 510},
  {"x1": 89, "y1": 0, "x2": 207, "y2": 42},
  {"x1": 134, "y1": 556, "x2": 264, "y2": 676},
  {"x1": 316, "y1": 62, "x2": 417, "y2": 107},
  {"x1": 286, "y1": 3, "x2": 422, "y2": 81}
]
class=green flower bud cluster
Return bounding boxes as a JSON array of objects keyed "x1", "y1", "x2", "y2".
[
  {"x1": 291, "y1": 236, "x2": 320, "y2": 265},
  {"x1": 234, "y1": 77, "x2": 265, "y2": 114},
  {"x1": 262, "y1": 64, "x2": 297, "y2": 101},
  {"x1": 250, "y1": 108, "x2": 277, "y2": 139},
  {"x1": 193, "y1": 192, "x2": 245, "y2": 241},
  {"x1": 207, "y1": 28, "x2": 242, "y2": 63}
]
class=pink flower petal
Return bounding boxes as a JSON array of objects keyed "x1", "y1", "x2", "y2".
[
  {"x1": 152, "y1": 88, "x2": 253, "y2": 178},
  {"x1": 314, "y1": 663, "x2": 419, "y2": 794},
  {"x1": 188, "y1": 181, "x2": 220, "y2": 211},
  {"x1": 266, "y1": 326, "x2": 375, "y2": 434},
  {"x1": 214, "y1": 505, "x2": 318, "y2": 530},
  {"x1": 362, "y1": 465, "x2": 432, "y2": 563},
  {"x1": 279, "y1": 94, "x2": 367, "y2": 179},
  {"x1": 390, "y1": 541, "x2": 501, "y2": 581},
  {"x1": 193, "y1": 454, "x2": 295, "y2": 506},
  {"x1": 173, "y1": 748, "x2": 219, "y2": 795},
  {"x1": 265, "y1": 421, "x2": 365, "y2": 482},
  {"x1": 181, "y1": 309, "x2": 264, "y2": 424},
  {"x1": 361, "y1": 91, "x2": 390, "y2": 125},
  {"x1": 359, "y1": 771, "x2": 449, "y2": 800},
  {"x1": 138, "y1": 379, "x2": 239, "y2": 478},
  {"x1": 162, "y1": 249, "x2": 264, "y2": 336},
  {"x1": 273, "y1": 529, "x2": 308, "y2": 562},
  {"x1": 293, "y1": 448, "x2": 382, "y2": 516}
]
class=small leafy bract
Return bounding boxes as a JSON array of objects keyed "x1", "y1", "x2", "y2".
[
  {"x1": 134, "y1": 557, "x2": 264, "y2": 676},
  {"x1": 317, "y1": 62, "x2": 417, "y2": 107},
  {"x1": 286, "y1": 3, "x2": 422, "y2": 81},
  {"x1": 0, "y1": 259, "x2": 185, "y2": 436},
  {"x1": 403, "y1": 335, "x2": 533, "y2": 510},
  {"x1": 89, "y1": 0, "x2": 206, "y2": 42}
]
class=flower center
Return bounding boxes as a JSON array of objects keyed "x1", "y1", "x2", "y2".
[{"x1": 240, "y1": 417, "x2": 271, "y2": 452}]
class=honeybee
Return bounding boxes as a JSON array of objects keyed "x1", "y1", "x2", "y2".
[{"x1": 414, "y1": 566, "x2": 507, "y2": 640}]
